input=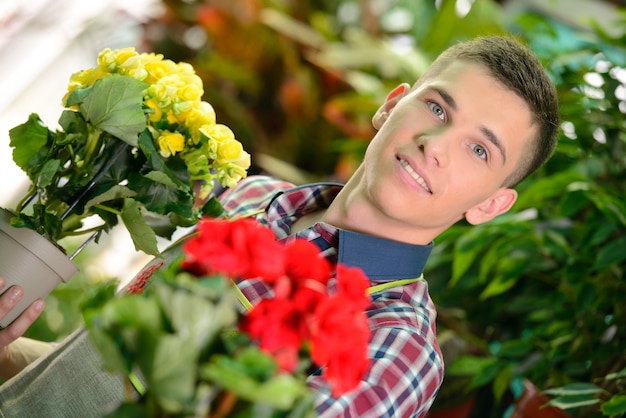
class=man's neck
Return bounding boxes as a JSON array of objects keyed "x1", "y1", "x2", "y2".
[{"x1": 324, "y1": 166, "x2": 438, "y2": 246}]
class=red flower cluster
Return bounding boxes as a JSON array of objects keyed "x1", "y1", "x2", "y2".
[
  {"x1": 183, "y1": 216, "x2": 285, "y2": 282},
  {"x1": 182, "y1": 217, "x2": 372, "y2": 396}
]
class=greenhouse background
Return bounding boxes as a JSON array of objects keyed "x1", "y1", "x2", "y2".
[{"x1": 1, "y1": 0, "x2": 624, "y2": 416}]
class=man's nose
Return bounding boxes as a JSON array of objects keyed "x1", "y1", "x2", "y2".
[{"x1": 415, "y1": 130, "x2": 451, "y2": 168}]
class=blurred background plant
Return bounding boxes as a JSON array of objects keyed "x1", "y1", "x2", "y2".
[{"x1": 2, "y1": 0, "x2": 625, "y2": 415}]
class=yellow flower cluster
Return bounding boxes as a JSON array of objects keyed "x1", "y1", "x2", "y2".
[{"x1": 64, "y1": 47, "x2": 250, "y2": 198}]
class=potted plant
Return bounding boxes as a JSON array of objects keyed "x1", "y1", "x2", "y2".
[
  {"x1": 81, "y1": 216, "x2": 373, "y2": 417},
  {"x1": 0, "y1": 47, "x2": 251, "y2": 327}
]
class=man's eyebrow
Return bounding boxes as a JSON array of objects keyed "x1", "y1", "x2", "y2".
[
  {"x1": 430, "y1": 86, "x2": 507, "y2": 164},
  {"x1": 480, "y1": 126, "x2": 506, "y2": 164},
  {"x1": 431, "y1": 87, "x2": 457, "y2": 111}
]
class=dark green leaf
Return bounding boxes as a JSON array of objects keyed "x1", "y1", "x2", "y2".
[
  {"x1": 450, "y1": 226, "x2": 498, "y2": 286},
  {"x1": 120, "y1": 198, "x2": 159, "y2": 256},
  {"x1": 595, "y1": 235, "x2": 626, "y2": 270},
  {"x1": 84, "y1": 184, "x2": 136, "y2": 208},
  {"x1": 201, "y1": 196, "x2": 227, "y2": 218},
  {"x1": 37, "y1": 159, "x2": 61, "y2": 189}
]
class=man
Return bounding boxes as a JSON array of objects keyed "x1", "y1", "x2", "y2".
[{"x1": 0, "y1": 35, "x2": 559, "y2": 417}]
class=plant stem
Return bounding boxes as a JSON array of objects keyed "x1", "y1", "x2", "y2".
[{"x1": 60, "y1": 142, "x2": 129, "y2": 220}]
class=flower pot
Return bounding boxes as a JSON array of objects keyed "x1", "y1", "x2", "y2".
[
  {"x1": 0, "y1": 210, "x2": 78, "y2": 328},
  {"x1": 510, "y1": 380, "x2": 570, "y2": 418}
]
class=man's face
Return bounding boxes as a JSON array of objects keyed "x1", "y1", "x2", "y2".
[{"x1": 360, "y1": 60, "x2": 535, "y2": 243}]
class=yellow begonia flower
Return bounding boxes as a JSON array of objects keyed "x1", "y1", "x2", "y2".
[
  {"x1": 178, "y1": 83, "x2": 203, "y2": 102},
  {"x1": 145, "y1": 99, "x2": 163, "y2": 123},
  {"x1": 217, "y1": 138, "x2": 244, "y2": 161},
  {"x1": 172, "y1": 101, "x2": 195, "y2": 116},
  {"x1": 200, "y1": 124, "x2": 235, "y2": 143},
  {"x1": 98, "y1": 47, "x2": 138, "y2": 73},
  {"x1": 236, "y1": 150, "x2": 251, "y2": 169},
  {"x1": 186, "y1": 102, "x2": 216, "y2": 143},
  {"x1": 63, "y1": 46, "x2": 251, "y2": 197},
  {"x1": 158, "y1": 131, "x2": 185, "y2": 157}
]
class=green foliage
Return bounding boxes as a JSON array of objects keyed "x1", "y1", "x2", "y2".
[
  {"x1": 544, "y1": 368, "x2": 626, "y2": 417},
  {"x1": 81, "y1": 252, "x2": 313, "y2": 417},
  {"x1": 427, "y1": 11, "x2": 626, "y2": 418}
]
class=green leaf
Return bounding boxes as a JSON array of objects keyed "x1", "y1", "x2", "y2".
[
  {"x1": 8, "y1": 113, "x2": 50, "y2": 171},
  {"x1": 120, "y1": 198, "x2": 159, "y2": 256},
  {"x1": 84, "y1": 184, "x2": 137, "y2": 209},
  {"x1": 602, "y1": 395, "x2": 626, "y2": 416},
  {"x1": 543, "y1": 383, "x2": 604, "y2": 396},
  {"x1": 605, "y1": 367, "x2": 626, "y2": 380},
  {"x1": 479, "y1": 275, "x2": 518, "y2": 300},
  {"x1": 492, "y1": 365, "x2": 513, "y2": 403},
  {"x1": 447, "y1": 355, "x2": 497, "y2": 376},
  {"x1": 145, "y1": 334, "x2": 199, "y2": 413},
  {"x1": 588, "y1": 192, "x2": 626, "y2": 227},
  {"x1": 69, "y1": 74, "x2": 148, "y2": 145},
  {"x1": 155, "y1": 284, "x2": 239, "y2": 351},
  {"x1": 595, "y1": 235, "x2": 626, "y2": 270},
  {"x1": 469, "y1": 359, "x2": 502, "y2": 389},
  {"x1": 545, "y1": 394, "x2": 600, "y2": 410},
  {"x1": 37, "y1": 159, "x2": 61, "y2": 189},
  {"x1": 144, "y1": 171, "x2": 179, "y2": 189},
  {"x1": 450, "y1": 226, "x2": 497, "y2": 286},
  {"x1": 201, "y1": 354, "x2": 309, "y2": 410},
  {"x1": 495, "y1": 339, "x2": 534, "y2": 359},
  {"x1": 515, "y1": 171, "x2": 586, "y2": 209},
  {"x1": 201, "y1": 196, "x2": 227, "y2": 218},
  {"x1": 101, "y1": 295, "x2": 163, "y2": 331}
]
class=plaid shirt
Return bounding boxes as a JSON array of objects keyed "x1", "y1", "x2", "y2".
[{"x1": 220, "y1": 176, "x2": 444, "y2": 418}]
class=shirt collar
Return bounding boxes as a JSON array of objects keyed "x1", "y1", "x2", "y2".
[
  {"x1": 266, "y1": 182, "x2": 433, "y2": 282},
  {"x1": 338, "y1": 228, "x2": 432, "y2": 281}
]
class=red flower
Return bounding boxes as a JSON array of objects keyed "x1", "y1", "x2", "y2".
[
  {"x1": 239, "y1": 298, "x2": 306, "y2": 372},
  {"x1": 180, "y1": 217, "x2": 373, "y2": 396},
  {"x1": 310, "y1": 266, "x2": 371, "y2": 396},
  {"x1": 182, "y1": 217, "x2": 286, "y2": 282},
  {"x1": 283, "y1": 240, "x2": 331, "y2": 313}
]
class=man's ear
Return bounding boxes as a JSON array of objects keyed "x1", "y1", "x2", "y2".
[
  {"x1": 372, "y1": 83, "x2": 411, "y2": 129},
  {"x1": 464, "y1": 188, "x2": 518, "y2": 225}
]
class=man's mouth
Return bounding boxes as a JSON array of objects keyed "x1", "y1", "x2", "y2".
[{"x1": 398, "y1": 157, "x2": 431, "y2": 193}]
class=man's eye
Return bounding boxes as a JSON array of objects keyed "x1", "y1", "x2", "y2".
[
  {"x1": 472, "y1": 144, "x2": 488, "y2": 160},
  {"x1": 428, "y1": 102, "x2": 445, "y2": 121}
]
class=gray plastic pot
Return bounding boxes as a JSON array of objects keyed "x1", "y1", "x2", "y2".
[{"x1": 0, "y1": 210, "x2": 78, "y2": 328}]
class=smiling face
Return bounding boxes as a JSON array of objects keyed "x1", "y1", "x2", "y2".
[{"x1": 332, "y1": 60, "x2": 537, "y2": 245}]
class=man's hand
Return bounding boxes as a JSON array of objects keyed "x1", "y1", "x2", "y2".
[{"x1": 0, "y1": 276, "x2": 45, "y2": 380}]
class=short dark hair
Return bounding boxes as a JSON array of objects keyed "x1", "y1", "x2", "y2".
[{"x1": 419, "y1": 35, "x2": 560, "y2": 187}]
